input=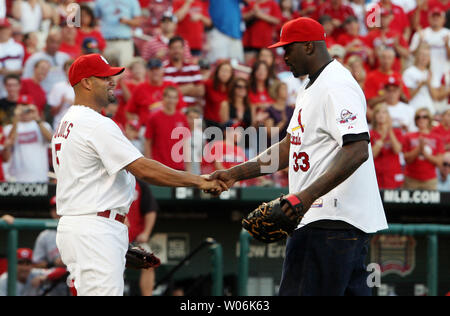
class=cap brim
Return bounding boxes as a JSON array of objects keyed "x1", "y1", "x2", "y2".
[
  {"x1": 268, "y1": 41, "x2": 291, "y2": 49},
  {"x1": 96, "y1": 67, "x2": 125, "y2": 78}
]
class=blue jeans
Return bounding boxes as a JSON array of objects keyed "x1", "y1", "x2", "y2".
[{"x1": 279, "y1": 226, "x2": 371, "y2": 296}]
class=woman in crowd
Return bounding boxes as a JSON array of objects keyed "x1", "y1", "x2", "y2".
[
  {"x1": 75, "y1": 4, "x2": 106, "y2": 53},
  {"x1": 203, "y1": 60, "x2": 234, "y2": 128},
  {"x1": 402, "y1": 44, "x2": 438, "y2": 115},
  {"x1": 220, "y1": 78, "x2": 253, "y2": 129},
  {"x1": 370, "y1": 103, "x2": 404, "y2": 189},
  {"x1": 432, "y1": 108, "x2": 450, "y2": 151},
  {"x1": 248, "y1": 61, "x2": 274, "y2": 113},
  {"x1": 403, "y1": 108, "x2": 445, "y2": 190},
  {"x1": 264, "y1": 81, "x2": 293, "y2": 146}
]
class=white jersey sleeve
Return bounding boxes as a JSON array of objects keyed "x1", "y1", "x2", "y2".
[
  {"x1": 325, "y1": 86, "x2": 369, "y2": 147},
  {"x1": 87, "y1": 119, "x2": 143, "y2": 176}
]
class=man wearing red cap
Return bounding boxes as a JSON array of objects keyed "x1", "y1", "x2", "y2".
[
  {"x1": 208, "y1": 17, "x2": 387, "y2": 296},
  {"x1": 52, "y1": 54, "x2": 226, "y2": 296}
]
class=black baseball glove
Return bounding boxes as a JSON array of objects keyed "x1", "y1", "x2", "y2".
[
  {"x1": 242, "y1": 194, "x2": 305, "y2": 243},
  {"x1": 125, "y1": 244, "x2": 161, "y2": 269}
]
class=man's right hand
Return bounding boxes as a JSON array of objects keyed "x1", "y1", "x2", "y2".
[{"x1": 204, "y1": 170, "x2": 237, "y2": 195}]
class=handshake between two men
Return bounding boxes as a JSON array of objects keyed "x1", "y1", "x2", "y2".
[{"x1": 201, "y1": 167, "x2": 307, "y2": 244}]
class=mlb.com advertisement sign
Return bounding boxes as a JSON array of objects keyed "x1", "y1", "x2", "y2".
[{"x1": 383, "y1": 190, "x2": 440, "y2": 204}]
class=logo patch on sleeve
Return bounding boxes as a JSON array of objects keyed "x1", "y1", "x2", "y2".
[{"x1": 337, "y1": 109, "x2": 357, "y2": 125}]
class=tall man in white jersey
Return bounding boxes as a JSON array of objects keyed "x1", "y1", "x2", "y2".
[
  {"x1": 52, "y1": 54, "x2": 225, "y2": 296},
  {"x1": 208, "y1": 18, "x2": 388, "y2": 296}
]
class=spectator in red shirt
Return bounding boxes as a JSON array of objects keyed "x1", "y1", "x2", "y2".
[
  {"x1": 371, "y1": 0, "x2": 411, "y2": 41},
  {"x1": 337, "y1": 15, "x2": 374, "y2": 68},
  {"x1": 127, "y1": 58, "x2": 183, "y2": 124},
  {"x1": 242, "y1": 0, "x2": 282, "y2": 63},
  {"x1": 75, "y1": 4, "x2": 106, "y2": 53},
  {"x1": 365, "y1": 8, "x2": 410, "y2": 73},
  {"x1": 19, "y1": 59, "x2": 50, "y2": 115},
  {"x1": 141, "y1": 0, "x2": 173, "y2": 36},
  {"x1": 370, "y1": 103, "x2": 404, "y2": 189},
  {"x1": 432, "y1": 108, "x2": 450, "y2": 151},
  {"x1": 126, "y1": 177, "x2": 158, "y2": 296},
  {"x1": 173, "y1": 0, "x2": 212, "y2": 57},
  {"x1": 319, "y1": 15, "x2": 338, "y2": 48},
  {"x1": 248, "y1": 60, "x2": 275, "y2": 112},
  {"x1": 141, "y1": 12, "x2": 193, "y2": 63},
  {"x1": 278, "y1": 0, "x2": 301, "y2": 38},
  {"x1": 204, "y1": 60, "x2": 234, "y2": 127},
  {"x1": 163, "y1": 36, "x2": 205, "y2": 108},
  {"x1": 299, "y1": 0, "x2": 320, "y2": 19},
  {"x1": 410, "y1": 0, "x2": 448, "y2": 31},
  {"x1": 59, "y1": 21, "x2": 81, "y2": 59},
  {"x1": 317, "y1": 0, "x2": 355, "y2": 38},
  {"x1": 403, "y1": 107, "x2": 445, "y2": 190},
  {"x1": 114, "y1": 57, "x2": 147, "y2": 128},
  {"x1": 364, "y1": 47, "x2": 410, "y2": 111},
  {"x1": 144, "y1": 86, "x2": 192, "y2": 171}
]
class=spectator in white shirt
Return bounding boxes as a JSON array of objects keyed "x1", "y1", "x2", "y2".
[
  {"x1": 410, "y1": 7, "x2": 450, "y2": 93},
  {"x1": 48, "y1": 59, "x2": 75, "y2": 130},
  {"x1": 382, "y1": 76, "x2": 416, "y2": 133},
  {"x1": 0, "y1": 18, "x2": 24, "y2": 98},
  {"x1": 23, "y1": 31, "x2": 70, "y2": 96},
  {"x1": 3, "y1": 96, "x2": 52, "y2": 183},
  {"x1": 403, "y1": 44, "x2": 440, "y2": 115},
  {"x1": 0, "y1": 0, "x2": 5, "y2": 19},
  {"x1": 11, "y1": 0, "x2": 53, "y2": 34}
]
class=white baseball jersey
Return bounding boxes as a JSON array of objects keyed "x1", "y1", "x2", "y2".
[
  {"x1": 51, "y1": 105, "x2": 143, "y2": 216},
  {"x1": 287, "y1": 60, "x2": 388, "y2": 233}
]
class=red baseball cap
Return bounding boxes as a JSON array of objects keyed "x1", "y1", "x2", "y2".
[
  {"x1": 0, "y1": 18, "x2": 11, "y2": 28},
  {"x1": 17, "y1": 95, "x2": 34, "y2": 105},
  {"x1": 68, "y1": 54, "x2": 125, "y2": 87},
  {"x1": 268, "y1": 17, "x2": 326, "y2": 49},
  {"x1": 430, "y1": 6, "x2": 444, "y2": 15},
  {"x1": 126, "y1": 119, "x2": 141, "y2": 130},
  {"x1": 17, "y1": 248, "x2": 33, "y2": 261},
  {"x1": 384, "y1": 76, "x2": 401, "y2": 87}
]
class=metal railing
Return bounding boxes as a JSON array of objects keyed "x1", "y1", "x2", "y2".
[
  {"x1": 153, "y1": 237, "x2": 224, "y2": 296},
  {"x1": 238, "y1": 224, "x2": 450, "y2": 296},
  {"x1": 0, "y1": 219, "x2": 224, "y2": 296},
  {"x1": 0, "y1": 218, "x2": 58, "y2": 296}
]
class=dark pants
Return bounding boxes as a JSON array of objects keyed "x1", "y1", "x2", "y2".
[{"x1": 279, "y1": 226, "x2": 371, "y2": 296}]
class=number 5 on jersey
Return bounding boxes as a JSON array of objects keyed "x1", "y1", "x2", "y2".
[
  {"x1": 54, "y1": 143, "x2": 62, "y2": 166},
  {"x1": 293, "y1": 151, "x2": 310, "y2": 172}
]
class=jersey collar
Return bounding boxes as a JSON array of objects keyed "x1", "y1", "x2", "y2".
[{"x1": 305, "y1": 59, "x2": 334, "y2": 90}]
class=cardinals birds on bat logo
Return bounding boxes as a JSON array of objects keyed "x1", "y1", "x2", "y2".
[
  {"x1": 337, "y1": 109, "x2": 357, "y2": 124},
  {"x1": 292, "y1": 109, "x2": 305, "y2": 133}
]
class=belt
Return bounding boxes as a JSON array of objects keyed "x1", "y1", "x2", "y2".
[{"x1": 97, "y1": 210, "x2": 125, "y2": 224}]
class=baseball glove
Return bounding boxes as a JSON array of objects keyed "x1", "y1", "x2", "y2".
[
  {"x1": 125, "y1": 244, "x2": 161, "y2": 269},
  {"x1": 242, "y1": 194, "x2": 305, "y2": 243}
]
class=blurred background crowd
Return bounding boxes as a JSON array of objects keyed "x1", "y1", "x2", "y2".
[{"x1": 0, "y1": 0, "x2": 450, "y2": 191}]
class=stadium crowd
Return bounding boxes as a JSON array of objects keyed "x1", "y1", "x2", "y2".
[{"x1": 0, "y1": 0, "x2": 449, "y2": 192}]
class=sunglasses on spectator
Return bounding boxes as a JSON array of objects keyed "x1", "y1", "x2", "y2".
[
  {"x1": 444, "y1": 162, "x2": 450, "y2": 167},
  {"x1": 235, "y1": 84, "x2": 247, "y2": 89},
  {"x1": 415, "y1": 115, "x2": 429, "y2": 120}
]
